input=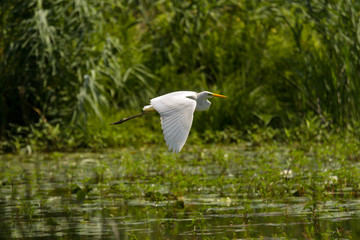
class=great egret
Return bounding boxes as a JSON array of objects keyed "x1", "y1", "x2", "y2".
[{"x1": 111, "y1": 91, "x2": 227, "y2": 152}]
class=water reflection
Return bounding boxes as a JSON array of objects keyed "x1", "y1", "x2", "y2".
[{"x1": 0, "y1": 150, "x2": 359, "y2": 239}]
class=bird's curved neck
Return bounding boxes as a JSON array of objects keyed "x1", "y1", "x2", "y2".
[{"x1": 195, "y1": 95, "x2": 211, "y2": 111}]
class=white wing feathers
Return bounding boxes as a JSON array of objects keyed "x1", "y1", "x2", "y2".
[{"x1": 150, "y1": 92, "x2": 197, "y2": 152}]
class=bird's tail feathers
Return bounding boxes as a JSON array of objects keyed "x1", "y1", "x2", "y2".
[{"x1": 110, "y1": 112, "x2": 146, "y2": 125}]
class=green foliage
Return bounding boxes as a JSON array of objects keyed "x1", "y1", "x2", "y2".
[
  {"x1": 0, "y1": 0, "x2": 154, "y2": 137},
  {"x1": 1, "y1": 0, "x2": 360, "y2": 150}
]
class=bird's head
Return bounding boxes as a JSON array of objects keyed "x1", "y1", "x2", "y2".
[{"x1": 198, "y1": 91, "x2": 227, "y2": 99}]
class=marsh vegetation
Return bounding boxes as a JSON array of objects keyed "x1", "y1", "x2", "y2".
[{"x1": 1, "y1": 132, "x2": 360, "y2": 239}]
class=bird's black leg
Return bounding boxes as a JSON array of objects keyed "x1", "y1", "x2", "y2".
[{"x1": 110, "y1": 112, "x2": 146, "y2": 125}]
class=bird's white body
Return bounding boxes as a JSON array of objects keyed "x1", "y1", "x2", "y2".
[
  {"x1": 144, "y1": 91, "x2": 211, "y2": 112},
  {"x1": 145, "y1": 91, "x2": 211, "y2": 152},
  {"x1": 112, "y1": 91, "x2": 226, "y2": 153}
]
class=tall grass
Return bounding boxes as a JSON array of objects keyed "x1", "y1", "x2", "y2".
[
  {"x1": 1, "y1": 0, "x2": 360, "y2": 148},
  {"x1": 272, "y1": 0, "x2": 360, "y2": 125},
  {"x1": 0, "y1": 0, "x2": 153, "y2": 138}
]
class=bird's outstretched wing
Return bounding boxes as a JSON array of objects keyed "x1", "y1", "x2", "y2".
[{"x1": 150, "y1": 92, "x2": 197, "y2": 152}]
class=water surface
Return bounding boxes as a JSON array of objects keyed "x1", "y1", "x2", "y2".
[{"x1": 1, "y1": 146, "x2": 359, "y2": 239}]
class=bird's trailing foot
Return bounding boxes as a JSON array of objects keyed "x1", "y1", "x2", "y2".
[{"x1": 110, "y1": 112, "x2": 146, "y2": 125}]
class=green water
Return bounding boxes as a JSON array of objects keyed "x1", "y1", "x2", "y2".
[{"x1": 1, "y1": 145, "x2": 360, "y2": 239}]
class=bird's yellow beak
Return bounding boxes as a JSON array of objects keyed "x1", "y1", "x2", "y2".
[{"x1": 212, "y1": 93, "x2": 227, "y2": 98}]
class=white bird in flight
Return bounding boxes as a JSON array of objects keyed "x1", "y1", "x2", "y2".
[{"x1": 111, "y1": 91, "x2": 227, "y2": 152}]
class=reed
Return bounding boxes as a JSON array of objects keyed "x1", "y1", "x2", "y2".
[{"x1": 1, "y1": 0, "x2": 360, "y2": 146}]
